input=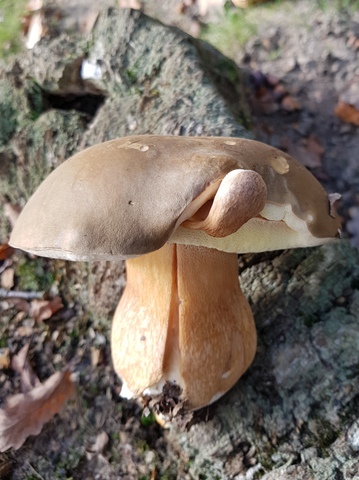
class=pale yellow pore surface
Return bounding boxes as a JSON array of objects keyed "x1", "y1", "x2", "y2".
[
  {"x1": 112, "y1": 243, "x2": 257, "y2": 410},
  {"x1": 111, "y1": 244, "x2": 175, "y2": 395},
  {"x1": 177, "y1": 245, "x2": 257, "y2": 409}
]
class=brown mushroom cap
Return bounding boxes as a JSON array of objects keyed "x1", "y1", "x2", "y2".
[{"x1": 9, "y1": 135, "x2": 340, "y2": 259}]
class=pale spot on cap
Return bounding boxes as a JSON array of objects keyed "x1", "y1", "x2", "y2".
[
  {"x1": 118, "y1": 140, "x2": 149, "y2": 152},
  {"x1": 271, "y1": 155, "x2": 290, "y2": 175}
]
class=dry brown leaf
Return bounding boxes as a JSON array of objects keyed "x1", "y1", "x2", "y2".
[
  {"x1": 0, "y1": 268, "x2": 14, "y2": 290},
  {"x1": 233, "y1": 0, "x2": 270, "y2": 7},
  {"x1": 86, "y1": 431, "x2": 109, "y2": 460},
  {"x1": 197, "y1": 0, "x2": 226, "y2": 16},
  {"x1": 335, "y1": 81, "x2": 359, "y2": 125},
  {"x1": 78, "y1": 9, "x2": 100, "y2": 34},
  {"x1": 307, "y1": 134, "x2": 325, "y2": 157},
  {"x1": 250, "y1": 71, "x2": 296, "y2": 114},
  {"x1": 335, "y1": 99, "x2": 359, "y2": 126},
  {"x1": 15, "y1": 325, "x2": 34, "y2": 337},
  {"x1": 91, "y1": 347, "x2": 103, "y2": 367},
  {"x1": 118, "y1": 0, "x2": 141, "y2": 8},
  {"x1": 27, "y1": 0, "x2": 43, "y2": 11},
  {"x1": 3, "y1": 203, "x2": 22, "y2": 230},
  {"x1": 30, "y1": 296, "x2": 63, "y2": 322},
  {"x1": 280, "y1": 95, "x2": 301, "y2": 112},
  {"x1": 0, "y1": 349, "x2": 10, "y2": 369},
  {"x1": 281, "y1": 136, "x2": 323, "y2": 169},
  {"x1": 24, "y1": 0, "x2": 44, "y2": 49},
  {"x1": 0, "y1": 370, "x2": 75, "y2": 451},
  {"x1": 0, "y1": 244, "x2": 15, "y2": 261},
  {"x1": 5, "y1": 298, "x2": 30, "y2": 314},
  {"x1": 347, "y1": 32, "x2": 359, "y2": 50},
  {"x1": 26, "y1": 12, "x2": 44, "y2": 49},
  {"x1": 11, "y1": 343, "x2": 40, "y2": 393},
  {"x1": 0, "y1": 457, "x2": 12, "y2": 478}
]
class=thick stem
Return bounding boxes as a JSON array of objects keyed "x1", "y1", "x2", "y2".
[{"x1": 111, "y1": 244, "x2": 257, "y2": 410}]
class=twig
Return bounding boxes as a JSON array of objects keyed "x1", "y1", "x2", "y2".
[
  {"x1": 0, "y1": 289, "x2": 44, "y2": 300},
  {"x1": 26, "y1": 461, "x2": 45, "y2": 480}
]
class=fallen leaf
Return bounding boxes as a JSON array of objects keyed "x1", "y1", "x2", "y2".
[
  {"x1": 0, "y1": 457, "x2": 12, "y2": 478},
  {"x1": 1, "y1": 268, "x2": 15, "y2": 290},
  {"x1": 307, "y1": 134, "x2": 325, "y2": 157},
  {"x1": 118, "y1": 0, "x2": 141, "y2": 8},
  {"x1": 340, "y1": 81, "x2": 359, "y2": 108},
  {"x1": 0, "y1": 349, "x2": 10, "y2": 369},
  {"x1": 335, "y1": 99, "x2": 359, "y2": 126},
  {"x1": 78, "y1": 9, "x2": 100, "y2": 35},
  {"x1": 29, "y1": 296, "x2": 63, "y2": 322},
  {"x1": 250, "y1": 71, "x2": 298, "y2": 114},
  {"x1": 335, "y1": 81, "x2": 359, "y2": 125},
  {"x1": 5, "y1": 298, "x2": 30, "y2": 314},
  {"x1": 86, "y1": 431, "x2": 109, "y2": 460},
  {"x1": 233, "y1": 0, "x2": 270, "y2": 6},
  {"x1": 280, "y1": 94, "x2": 301, "y2": 112},
  {"x1": 26, "y1": 11, "x2": 43, "y2": 49},
  {"x1": 0, "y1": 370, "x2": 75, "y2": 451},
  {"x1": 3, "y1": 203, "x2": 22, "y2": 230},
  {"x1": 27, "y1": 0, "x2": 43, "y2": 11},
  {"x1": 0, "y1": 244, "x2": 15, "y2": 261},
  {"x1": 196, "y1": 0, "x2": 226, "y2": 17},
  {"x1": 347, "y1": 32, "x2": 359, "y2": 50},
  {"x1": 91, "y1": 347, "x2": 103, "y2": 367},
  {"x1": 281, "y1": 135, "x2": 323, "y2": 169},
  {"x1": 23, "y1": 0, "x2": 45, "y2": 49},
  {"x1": 15, "y1": 325, "x2": 34, "y2": 337},
  {"x1": 11, "y1": 343, "x2": 40, "y2": 393}
]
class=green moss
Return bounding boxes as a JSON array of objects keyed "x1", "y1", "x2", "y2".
[
  {"x1": 54, "y1": 449, "x2": 84, "y2": 478},
  {"x1": 125, "y1": 67, "x2": 139, "y2": 85},
  {"x1": 15, "y1": 257, "x2": 55, "y2": 292},
  {"x1": 25, "y1": 80, "x2": 44, "y2": 121},
  {"x1": 315, "y1": 419, "x2": 340, "y2": 453},
  {"x1": 201, "y1": 9, "x2": 257, "y2": 58},
  {"x1": 316, "y1": 0, "x2": 359, "y2": 13},
  {"x1": 140, "y1": 409, "x2": 156, "y2": 427},
  {"x1": 135, "y1": 439, "x2": 150, "y2": 453},
  {"x1": 0, "y1": 0, "x2": 27, "y2": 57},
  {"x1": 0, "y1": 79, "x2": 28, "y2": 145},
  {"x1": 302, "y1": 313, "x2": 320, "y2": 328}
]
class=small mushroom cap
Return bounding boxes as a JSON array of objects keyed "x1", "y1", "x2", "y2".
[{"x1": 9, "y1": 135, "x2": 340, "y2": 260}]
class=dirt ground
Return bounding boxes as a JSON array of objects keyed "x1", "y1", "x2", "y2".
[{"x1": 1, "y1": 0, "x2": 359, "y2": 479}]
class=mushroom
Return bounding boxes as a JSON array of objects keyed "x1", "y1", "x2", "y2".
[{"x1": 9, "y1": 135, "x2": 340, "y2": 411}]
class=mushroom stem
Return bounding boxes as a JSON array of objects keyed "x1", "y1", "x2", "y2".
[{"x1": 111, "y1": 243, "x2": 257, "y2": 410}]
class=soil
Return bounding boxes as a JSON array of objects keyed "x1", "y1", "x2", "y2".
[{"x1": 1, "y1": 1, "x2": 359, "y2": 479}]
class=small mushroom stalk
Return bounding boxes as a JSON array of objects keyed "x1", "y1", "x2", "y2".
[{"x1": 111, "y1": 243, "x2": 257, "y2": 410}]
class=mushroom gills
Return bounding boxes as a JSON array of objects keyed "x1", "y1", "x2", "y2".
[{"x1": 111, "y1": 243, "x2": 257, "y2": 411}]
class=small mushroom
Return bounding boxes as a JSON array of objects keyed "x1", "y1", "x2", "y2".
[{"x1": 9, "y1": 135, "x2": 340, "y2": 411}]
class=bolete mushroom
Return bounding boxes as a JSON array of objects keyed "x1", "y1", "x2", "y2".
[{"x1": 9, "y1": 135, "x2": 340, "y2": 411}]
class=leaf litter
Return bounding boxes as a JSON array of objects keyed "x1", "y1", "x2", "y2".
[{"x1": 0, "y1": 364, "x2": 75, "y2": 451}]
